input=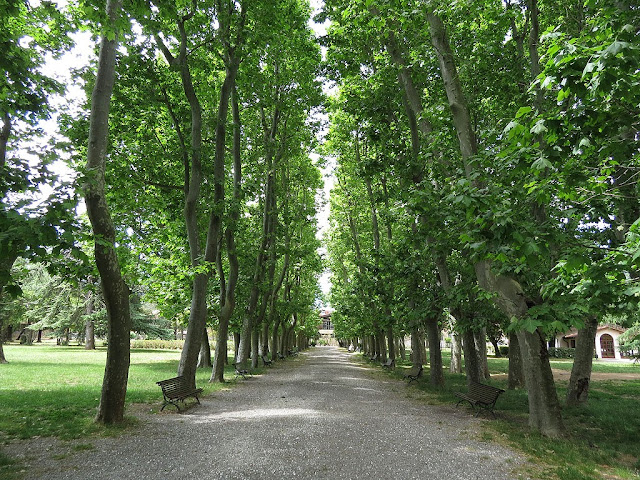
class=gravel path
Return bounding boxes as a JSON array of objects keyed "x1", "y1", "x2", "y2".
[{"x1": 7, "y1": 346, "x2": 525, "y2": 479}]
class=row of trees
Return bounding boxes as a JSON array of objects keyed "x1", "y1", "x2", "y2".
[
  {"x1": 322, "y1": 0, "x2": 639, "y2": 438},
  {"x1": 1, "y1": 0, "x2": 324, "y2": 424}
]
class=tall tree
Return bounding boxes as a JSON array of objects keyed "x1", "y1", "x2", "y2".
[{"x1": 84, "y1": 0, "x2": 131, "y2": 424}]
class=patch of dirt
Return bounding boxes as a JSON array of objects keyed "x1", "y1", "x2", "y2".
[{"x1": 551, "y1": 369, "x2": 640, "y2": 381}]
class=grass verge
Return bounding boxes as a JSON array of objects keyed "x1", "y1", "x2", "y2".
[
  {"x1": 367, "y1": 353, "x2": 640, "y2": 480},
  {"x1": 0, "y1": 344, "x2": 244, "y2": 441}
]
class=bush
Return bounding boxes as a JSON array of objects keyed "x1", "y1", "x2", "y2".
[
  {"x1": 548, "y1": 347, "x2": 575, "y2": 358},
  {"x1": 130, "y1": 339, "x2": 184, "y2": 350},
  {"x1": 499, "y1": 346, "x2": 509, "y2": 356}
]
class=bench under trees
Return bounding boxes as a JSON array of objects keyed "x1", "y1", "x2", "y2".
[
  {"x1": 455, "y1": 382, "x2": 505, "y2": 418},
  {"x1": 381, "y1": 358, "x2": 394, "y2": 368},
  {"x1": 262, "y1": 355, "x2": 272, "y2": 367},
  {"x1": 233, "y1": 362, "x2": 252, "y2": 379},
  {"x1": 156, "y1": 376, "x2": 203, "y2": 412},
  {"x1": 403, "y1": 365, "x2": 423, "y2": 384}
]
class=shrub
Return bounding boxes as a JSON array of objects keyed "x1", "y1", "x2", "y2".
[
  {"x1": 548, "y1": 347, "x2": 575, "y2": 358},
  {"x1": 130, "y1": 339, "x2": 184, "y2": 350},
  {"x1": 499, "y1": 346, "x2": 509, "y2": 356}
]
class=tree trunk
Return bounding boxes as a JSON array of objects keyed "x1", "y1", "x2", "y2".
[
  {"x1": 428, "y1": 10, "x2": 564, "y2": 436},
  {"x1": 450, "y1": 332, "x2": 462, "y2": 374},
  {"x1": 475, "y1": 262, "x2": 563, "y2": 436},
  {"x1": 271, "y1": 315, "x2": 281, "y2": 362},
  {"x1": 197, "y1": 326, "x2": 212, "y2": 368},
  {"x1": 210, "y1": 86, "x2": 242, "y2": 382},
  {"x1": 261, "y1": 321, "x2": 270, "y2": 357},
  {"x1": 85, "y1": 291, "x2": 96, "y2": 350},
  {"x1": 86, "y1": 0, "x2": 130, "y2": 425},
  {"x1": 517, "y1": 328, "x2": 564, "y2": 436},
  {"x1": 462, "y1": 330, "x2": 482, "y2": 385},
  {"x1": 507, "y1": 332, "x2": 525, "y2": 389},
  {"x1": 386, "y1": 324, "x2": 395, "y2": 361},
  {"x1": 233, "y1": 333, "x2": 240, "y2": 360},
  {"x1": 426, "y1": 318, "x2": 444, "y2": 386},
  {"x1": 474, "y1": 327, "x2": 490, "y2": 380},
  {"x1": 0, "y1": 318, "x2": 7, "y2": 364},
  {"x1": 251, "y1": 326, "x2": 259, "y2": 369},
  {"x1": 490, "y1": 338, "x2": 501, "y2": 358},
  {"x1": 410, "y1": 327, "x2": 422, "y2": 366},
  {"x1": 211, "y1": 319, "x2": 228, "y2": 382},
  {"x1": 566, "y1": 316, "x2": 598, "y2": 406},
  {"x1": 178, "y1": 273, "x2": 208, "y2": 387}
]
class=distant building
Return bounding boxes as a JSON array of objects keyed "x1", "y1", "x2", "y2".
[
  {"x1": 553, "y1": 324, "x2": 627, "y2": 360},
  {"x1": 318, "y1": 308, "x2": 336, "y2": 345}
]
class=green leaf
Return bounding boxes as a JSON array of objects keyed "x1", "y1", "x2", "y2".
[
  {"x1": 531, "y1": 156, "x2": 552, "y2": 170},
  {"x1": 604, "y1": 41, "x2": 629, "y2": 57},
  {"x1": 530, "y1": 119, "x2": 548, "y2": 135},
  {"x1": 515, "y1": 106, "x2": 532, "y2": 118}
]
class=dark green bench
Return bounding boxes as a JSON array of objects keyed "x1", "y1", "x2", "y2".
[
  {"x1": 455, "y1": 381, "x2": 505, "y2": 418},
  {"x1": 156, "y1": 376, "x2": 203, "y2": 411},
  {"x1": 262, "y1": 355, "x2": 272, "y2": 367}
]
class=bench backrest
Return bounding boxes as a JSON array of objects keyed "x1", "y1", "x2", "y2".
[
  {"x1": 468, "y1": 382, "x2": 504, "y2": 403},
  {"x1": 408, "y1": 366, "x2": 422, "y2": 376},
  {"x1": 157, "y1": 376, "x2": 193, "y2": 395}
]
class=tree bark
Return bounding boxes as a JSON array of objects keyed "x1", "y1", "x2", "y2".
[
  {"x1": 0, "y1": 317, "x2": 7, "y2": 364},
  {"x1": 426, "y1": 318, "x2": 444, "y2": 386},
  {"x1": 566, "y1": 316, "x2": 598, "y2": 406},
  {"x1": 474, "y1": 327, "x2": 490, "y2": 380},
  {"x1": 85, "y1": 0, "x2": 131, "y2": 425},
  {"x1": 386, "y1": 324, "x2": 395, "y2": 361},
  {"x1": 490, "y1": 337, "x2": 502, "y2": 358},
  {"x1": 0, "y1": 251, "x2": 19, "y2": 363},
  {"x1": 450, "y1": 332, "x2": 462, "y2": 374},
  {"x1": 507, "y1": 332, "x2": 525, "y2": 389},
  {"x1": 197, "y1": 326, "x2": 212, "y2": 368},
  {"x1": 85, "y1": 291, "x2": 96, "y2": 350},
  {"x1": 462, "y1": 329, "x2": 482, "y2": 385},
  {"x1": 271, "y1": 313, "x2": 281, "y2": 361}
]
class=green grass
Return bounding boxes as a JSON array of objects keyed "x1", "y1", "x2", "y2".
[
  {"x1": 369, "y1": 352, "x2": 640, "y2": 480},
  {"x1": 0, "y1": 344, "x2": 240, "y2": 441},
  {"x1": 0, "y1": 449, "x2": 22, "y2": 480}
]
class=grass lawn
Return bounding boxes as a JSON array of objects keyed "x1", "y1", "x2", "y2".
[
  {"x1": 0, "y1": 344, "x2": 237, "y2": 442},
  {"x1": 377, "y1": 352, "x2": 640, "y2": 480}
]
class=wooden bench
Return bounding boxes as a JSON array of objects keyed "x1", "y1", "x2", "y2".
[
  {"x1": 233, "y1": 362, "x2": 252, "y2": 380},
  {"x1": 381, "y1": 358, "x2": 394, "y2": 368},
  {"x1": 262, "y1": 355, "x2": 272, "y2": 367},
  {"x1": 156, "y1": 376, "x2": 203, "y2": 412},
  {"x1": 278, "y1": 352, "x2": 286, "y2": 360},
  {"x1": 403, "y1": 365, "x2": 423, "y2": 384},
  {"x1": 455, "y1": 381, "x2": 505, "y2": 418}
]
